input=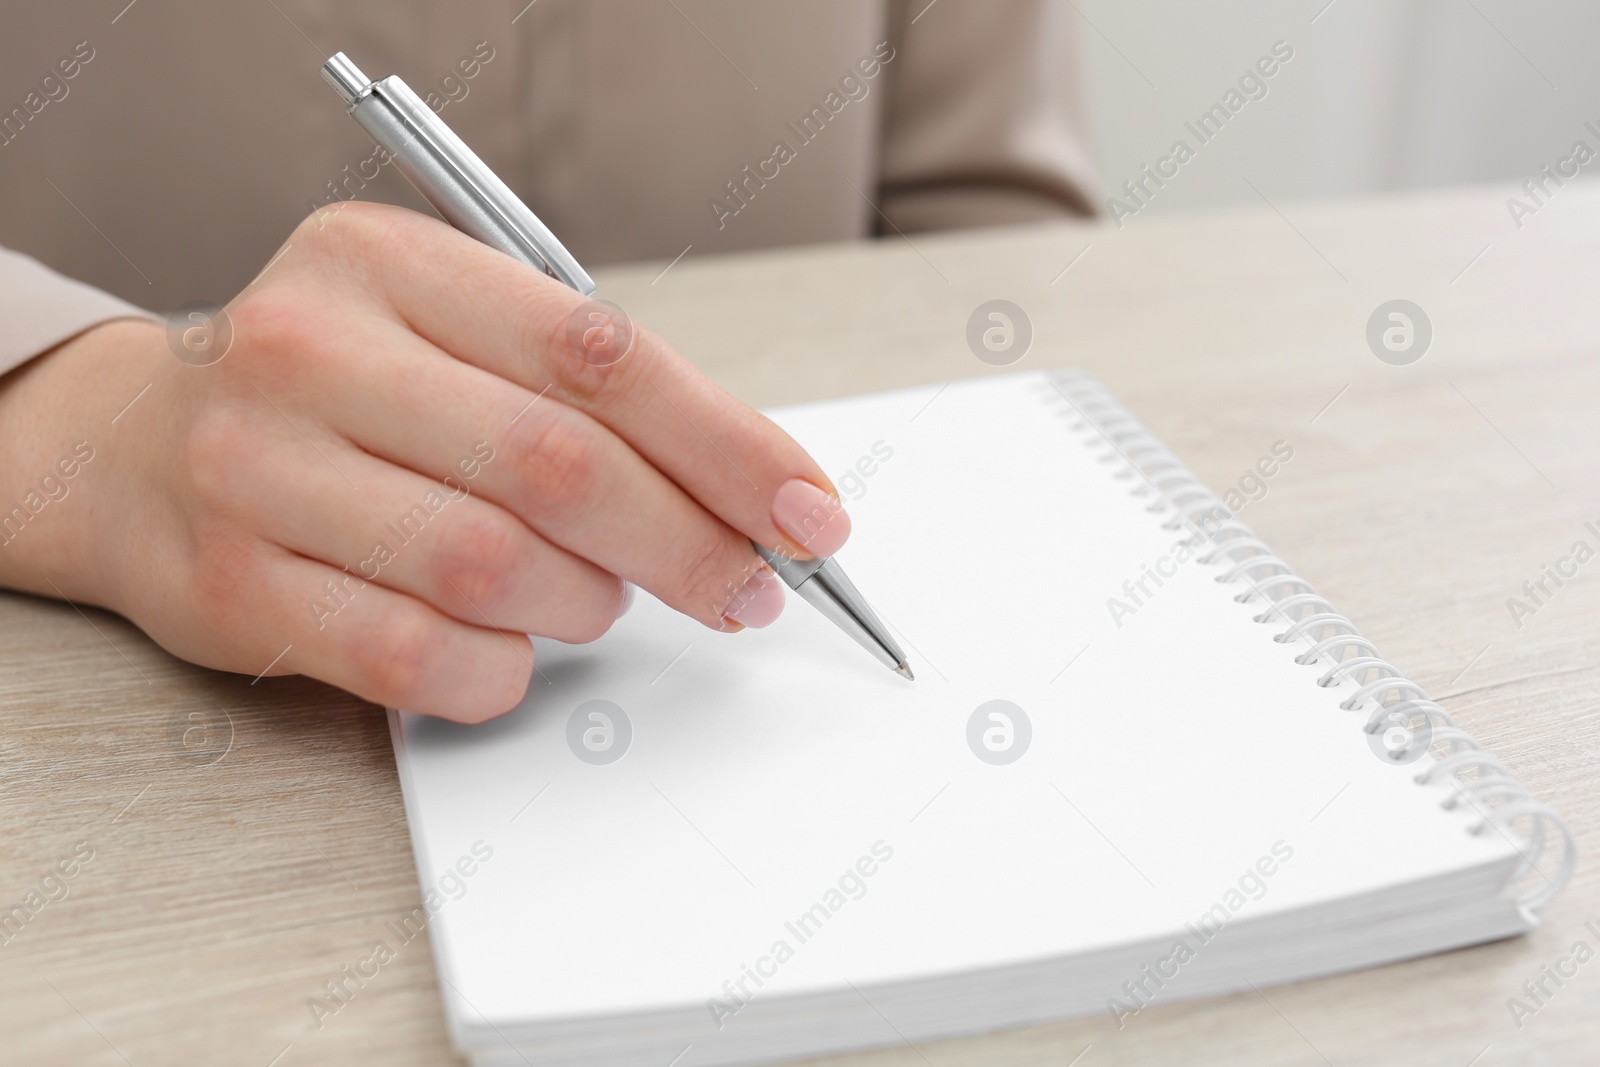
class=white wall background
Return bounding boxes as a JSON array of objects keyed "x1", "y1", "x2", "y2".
[{"x1": 1075, "y1": 0, "x2": 1600, "y2": 214}]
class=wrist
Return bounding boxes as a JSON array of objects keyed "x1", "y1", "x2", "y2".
[{"x1": 0, "y1": 318, "x2": 167, "y2": 608}]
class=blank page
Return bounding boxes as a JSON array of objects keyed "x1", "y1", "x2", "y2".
[{"x1": 392, "y1": 372, "x2": 1520, "y2": 1029}]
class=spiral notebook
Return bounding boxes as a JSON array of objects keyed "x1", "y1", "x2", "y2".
[{"x1": 389, "y1": 371, "x2": 1572, "y2": 1067}]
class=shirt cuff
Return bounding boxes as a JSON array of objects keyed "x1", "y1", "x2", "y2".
[{"x1": 0, "y1": 246, "x2": 159, "y2": 378}]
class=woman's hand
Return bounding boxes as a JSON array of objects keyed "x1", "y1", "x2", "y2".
[{"x1": 0, "y1": 203, "x2": 852, "y2": 721}]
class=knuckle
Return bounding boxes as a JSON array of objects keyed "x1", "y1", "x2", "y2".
[
  {"x1": 533, "y1": 295, "x2": 637, "y2": 403},
  {"x1": 355, "y1": 603, "x2": 440, "y2": 704},
  {"x1": 290, "y1": 201, "x2": 416, "y2": 294},
  {"x1": 228, "y1": 287, "x2": 320, "y2": 365},
  {"x1": 550, "y1": 342, "x2": 623, "y2": 403},
  {"x1": 294, "y1": 198, "x2": 393, "y2": 250},
  {"x1": 338, "y1": 201, "x2": 409, "y2": 258},
  {"x1": 431, "y1": 514, "x2": 524, "y2": 615},
  {"x1": 506, "y1": 411, "x2": 601, "y2": 524}
]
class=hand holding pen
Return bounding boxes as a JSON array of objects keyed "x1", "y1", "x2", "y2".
[
  {"x1": 323, "y1": 53, "x2": 910, "y2": 680},
  {"x1": 0, "y1": 70, "x2": 891, "y2": 726}
]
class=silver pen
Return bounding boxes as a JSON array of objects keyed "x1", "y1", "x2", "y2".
[{"x1": 321, "y1": 53, "x2": 913, "y2": 681}]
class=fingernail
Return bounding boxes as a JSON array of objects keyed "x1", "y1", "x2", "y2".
[
  {"x1": 723, "y1": 566, "x2": 785, "y2": 629},
  {"x1": 771, "y1": 478, "x2": 851, "y2": 559},
  {"x1": 619, "y1": 582, "x2": 637, "y2": 617}
]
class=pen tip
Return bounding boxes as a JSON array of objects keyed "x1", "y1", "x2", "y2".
[{"x1": 895, "y1": 661, "x2": 914, "y2": 681}]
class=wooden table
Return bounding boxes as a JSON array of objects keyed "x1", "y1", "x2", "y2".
[{"x1": 4, "y1": 182, "x2": 1597, "y2": 1066}]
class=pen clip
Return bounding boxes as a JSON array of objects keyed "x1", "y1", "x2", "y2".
[{"x1": 320, "y1": 52, "x2": 596, "y2": 295}]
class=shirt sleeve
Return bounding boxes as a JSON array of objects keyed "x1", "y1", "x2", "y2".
[
  {"x1": 0, "y1": 245, "x2": 158, "y2": 378},
  {"x1": 876, "y1": 0, "x2": 1100, "y2": 233}
]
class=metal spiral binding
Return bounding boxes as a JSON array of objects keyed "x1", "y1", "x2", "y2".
[{"x1": 1041, "y1": 370, "x2": 1574, "y2": 912}]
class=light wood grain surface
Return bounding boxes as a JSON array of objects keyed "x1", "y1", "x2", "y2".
[{"x1": 3, "y1": 182, "x2": 1597, "y2": 1066}]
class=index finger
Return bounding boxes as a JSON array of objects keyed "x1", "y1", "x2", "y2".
[{"x1": 347, "y1": 205, "x2": 854, "y2": 562}]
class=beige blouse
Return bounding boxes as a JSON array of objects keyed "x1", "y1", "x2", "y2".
[{"x1": 0, "y1": 0, "x2": 1095, "y2": 376}]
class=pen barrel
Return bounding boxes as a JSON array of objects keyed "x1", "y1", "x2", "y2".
[{"x1": 346, "y1": 75, "x2": 596, "y2": 295}]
